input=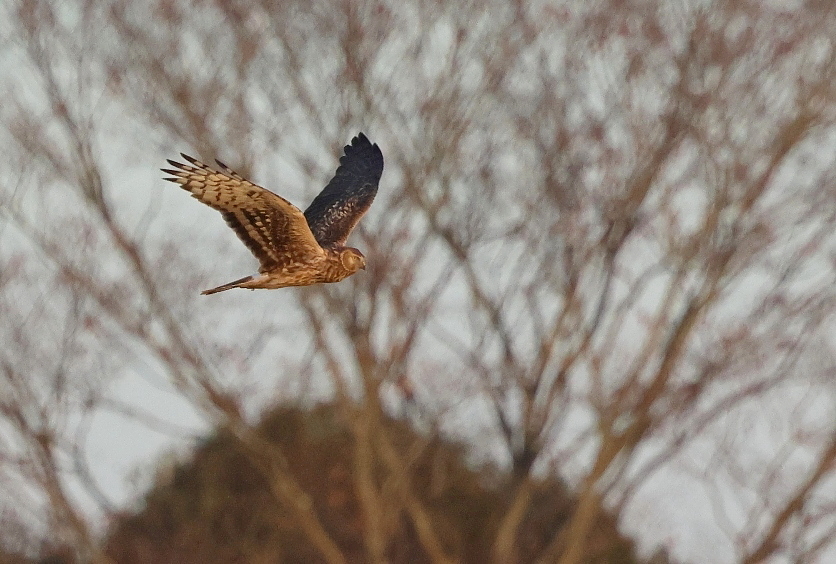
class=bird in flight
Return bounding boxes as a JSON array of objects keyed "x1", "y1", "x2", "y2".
[{"x1": 162, "y1": 133, "x2": 383, "y2": 295}]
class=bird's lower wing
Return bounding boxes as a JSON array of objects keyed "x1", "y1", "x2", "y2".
[{"x1": 163, "y1": 154, "x2": 324, "y2": 271}]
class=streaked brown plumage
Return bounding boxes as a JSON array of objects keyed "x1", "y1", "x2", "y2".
[{"x1": 162, "y1": 133, "x2": 383, "y2": 295}]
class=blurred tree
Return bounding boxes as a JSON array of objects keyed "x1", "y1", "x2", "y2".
[
  {"x1": 1, "y1": 0, "x2": 836, "y2": 563},
  {"x1": 104, "y1": 404, "x2": 651, "y2": 564}
]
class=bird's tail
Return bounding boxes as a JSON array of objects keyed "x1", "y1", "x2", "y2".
[{"x1": 201, "y1": 275, "x2": 254, "y2": 295}]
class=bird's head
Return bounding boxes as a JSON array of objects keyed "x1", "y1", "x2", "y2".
[{"x1": 340, "y1": 248, "x2": 366, "y2": 272}]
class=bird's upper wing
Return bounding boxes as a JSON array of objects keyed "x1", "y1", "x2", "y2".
[
  {"x1": 163, "y1": 154, "x2": 323, "y2": 273},
  {"x1": 304, "y1": 133, "x2": 384, "y2": 247}
]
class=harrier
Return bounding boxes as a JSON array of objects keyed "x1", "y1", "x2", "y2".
[{"x1": 163, "y1": 133, "x2": 383, "y2": 295}]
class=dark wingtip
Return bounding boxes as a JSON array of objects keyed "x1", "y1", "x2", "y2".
[
  {"x1": 215, "y1": 158, "x2": 229, "y2": 170},
  {"x1": 351, "y1": 132, "x2": 373, "y2": 148},
  {"x1": 346, "y1": 132, "x2": 382, "y2": 158},
  {"x1": 181, "y1": 153, "x2": 200, "y2": 165},
  {"x1": 161, "y1": 168, "x2": 181, "y2": 175},
  {"x1": 340, "y1": 133, "x2": 383, "y2": 174}
]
